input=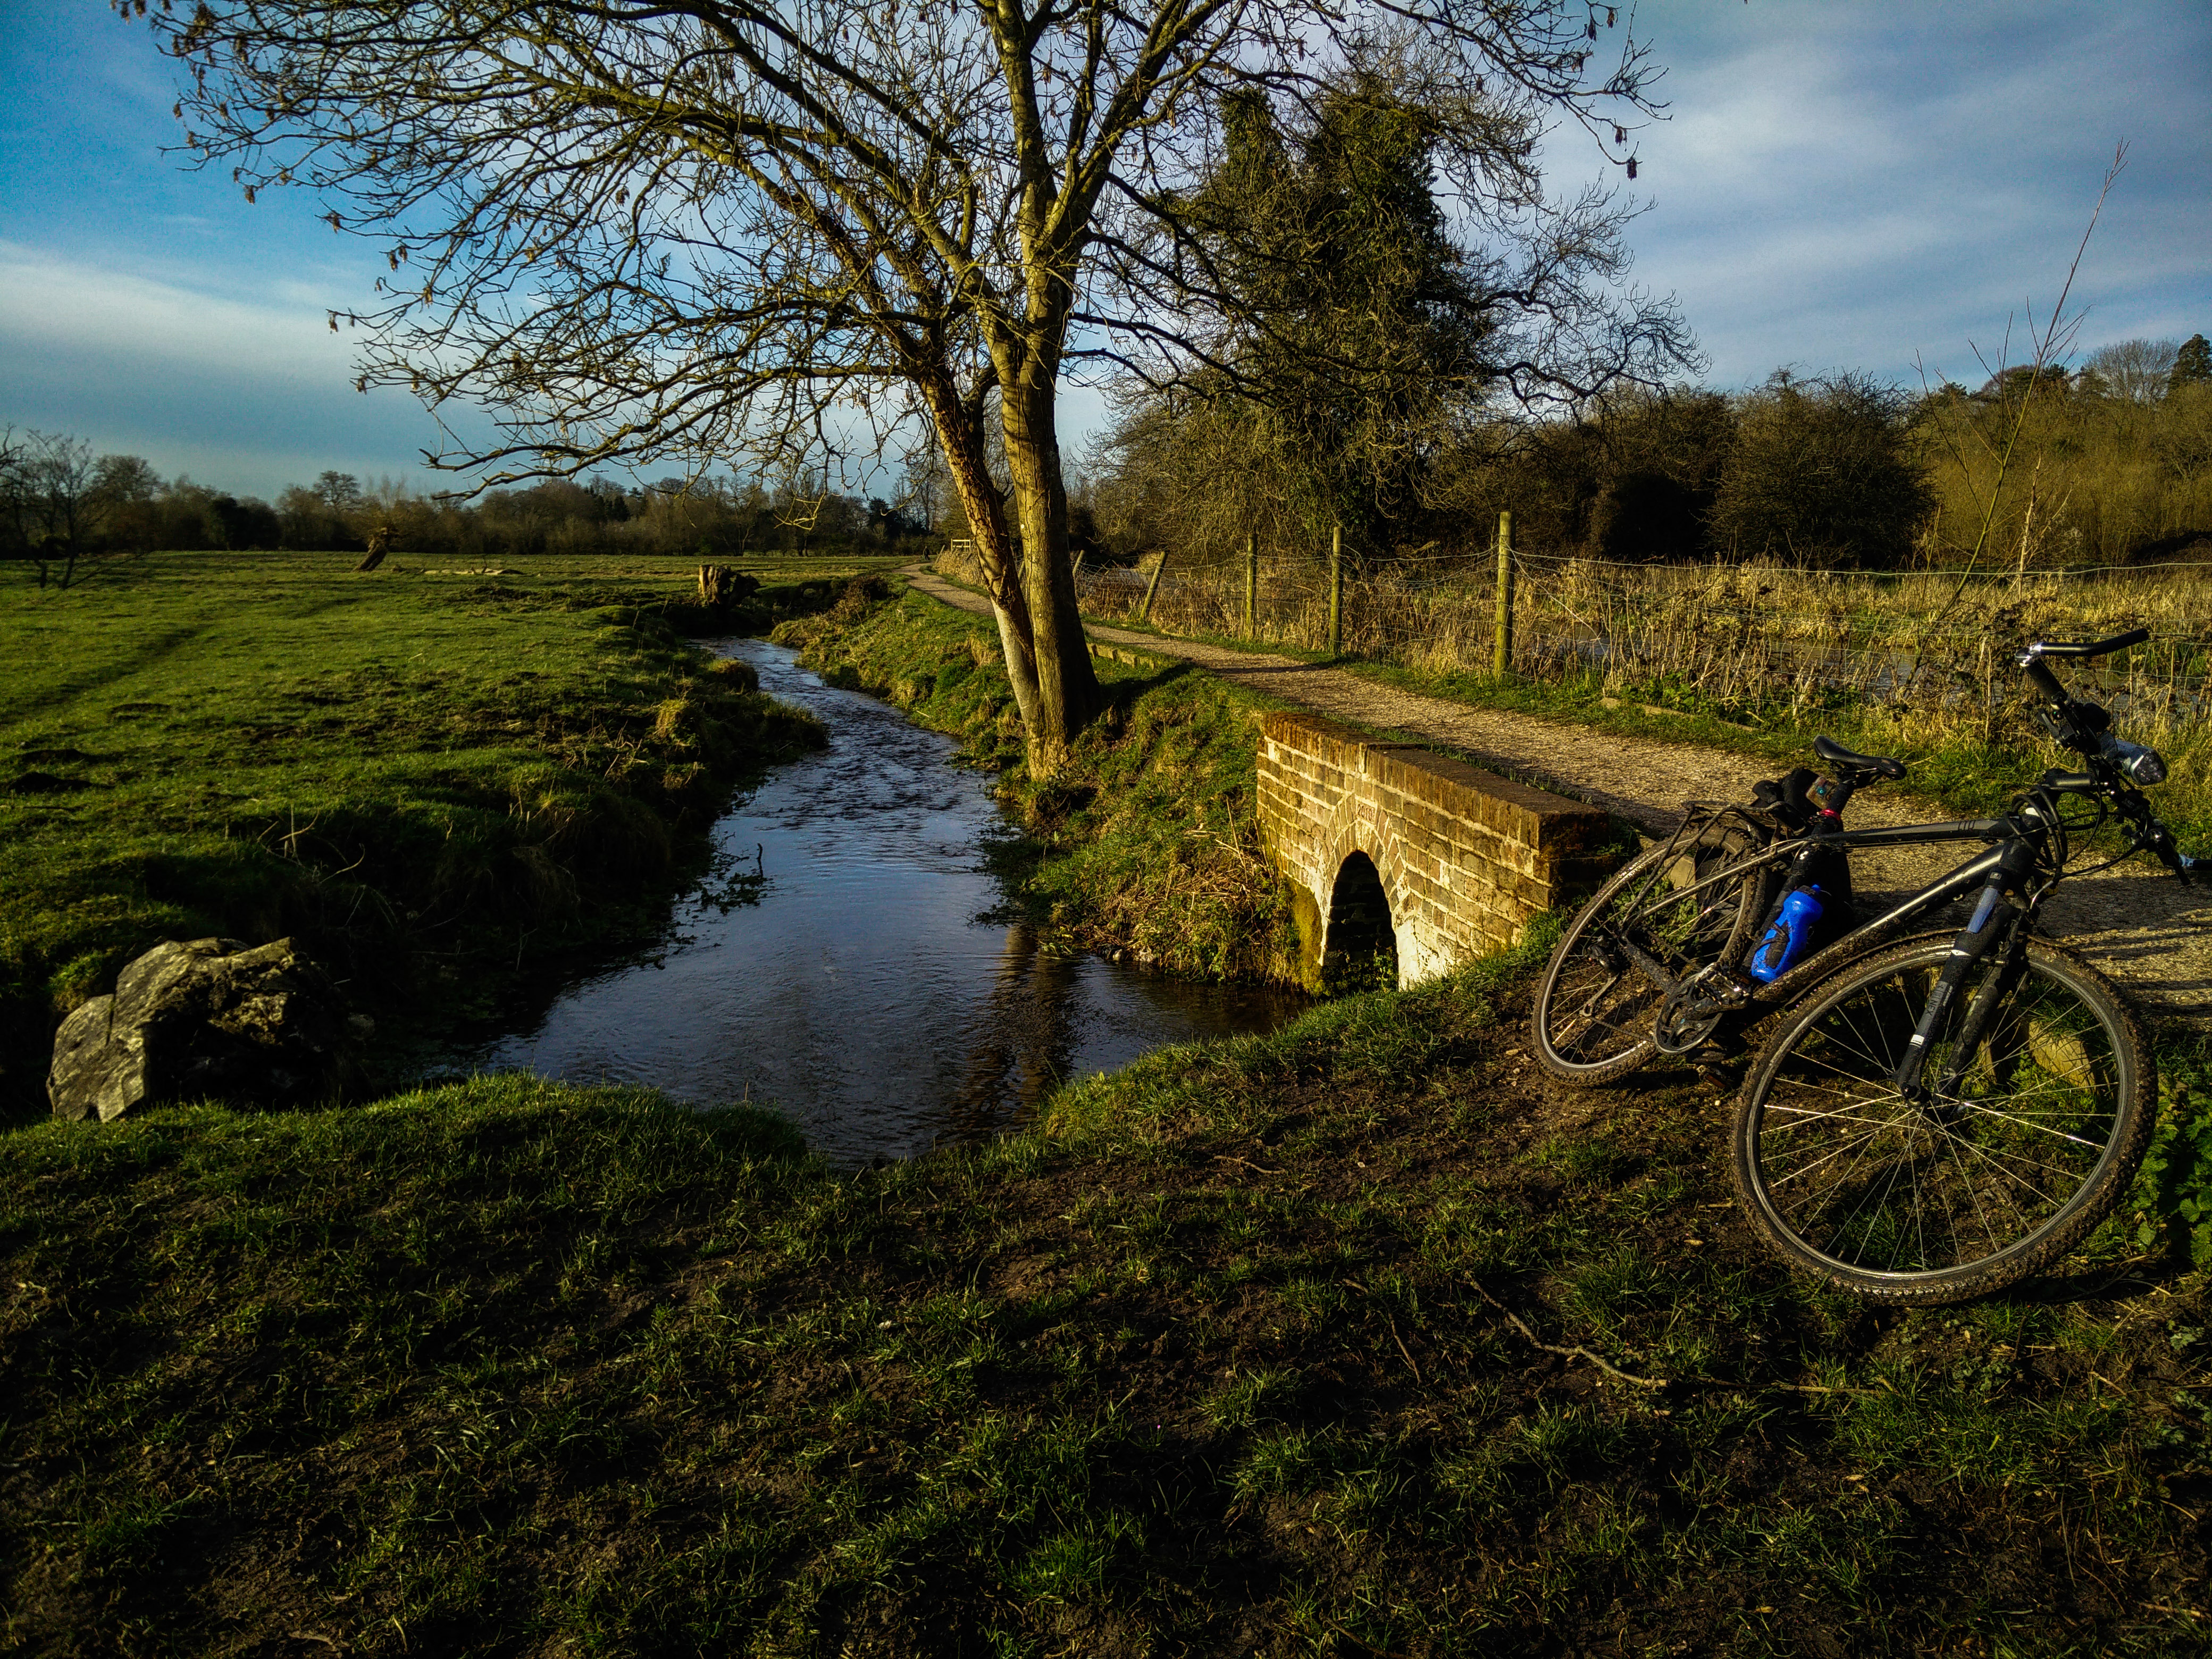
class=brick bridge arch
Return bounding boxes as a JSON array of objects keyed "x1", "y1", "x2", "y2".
[{"x1": 1254, "y1": 712, "x2": 1616, "y2": 990}]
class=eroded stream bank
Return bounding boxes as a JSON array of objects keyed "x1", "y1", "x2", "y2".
[{"x1": 449, "y1": 638, "x2": 1302, "y2": 1162}]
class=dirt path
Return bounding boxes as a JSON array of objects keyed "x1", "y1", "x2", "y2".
[{"x1": 906, "y1": 568, "x2": 2209, "y2": 1024}]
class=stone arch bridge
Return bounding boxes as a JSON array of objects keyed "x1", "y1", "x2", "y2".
[{"x1": 1255, "y1": 711, "x2": 1619, "y2": 991}]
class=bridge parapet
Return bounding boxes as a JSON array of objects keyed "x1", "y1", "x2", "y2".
[{"x1": 1255, "y1": 711, "x2": 1618, "y2": 990}]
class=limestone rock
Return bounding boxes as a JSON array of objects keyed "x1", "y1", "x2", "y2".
[
  {"x1": 47, "y1": 996, "x2": 147, "y2": 1124},
  {"x1": 48, "y1": 936, "x2": 371, "y2": 1122}
]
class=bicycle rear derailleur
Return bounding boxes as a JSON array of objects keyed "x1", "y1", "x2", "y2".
[{"x1": 1652, "y1": 965, "x2": 1757, "y2": 1056}]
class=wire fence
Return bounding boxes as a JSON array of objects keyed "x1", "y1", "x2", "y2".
[{"x1": 939, "y1": 539, "x2": 2212, "y2": 751}]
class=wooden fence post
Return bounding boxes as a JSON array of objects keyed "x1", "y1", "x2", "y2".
[
  {"x1": 1493, "y1": 510, "x2": 1514, "y2": 677},
  {"x1": 1140, "y1": 548, "x2": 1170, "y2": 622},
  {"x1": 1328, "y1": 524, "x2": 1343, "y2": 656},
  {"x1": 1244, "y1": 531, "x2": 1258, "y2": 637}
]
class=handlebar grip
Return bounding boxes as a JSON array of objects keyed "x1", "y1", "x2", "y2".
[
  {"x1": 2143, "y1": 821, "x2": 2195, "y2": 885},
  {"x1": 2028, "y1": 627, "x2": 2151, "y2": 660},
  {"x1": 2037, "y1": 769, "x2": 2100, "y2": 792}
]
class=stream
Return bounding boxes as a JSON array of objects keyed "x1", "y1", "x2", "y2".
[{"x1": 446, "y1": 637, "x2": 1304, "y2": 1163}]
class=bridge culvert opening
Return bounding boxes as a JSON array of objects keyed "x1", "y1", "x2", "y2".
[{"x1": 1323, "y1": 851, "x2": 1398, "y2": 993}]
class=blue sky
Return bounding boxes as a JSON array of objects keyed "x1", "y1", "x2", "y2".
[{"x1": 2, "y1": 1, "x2": 2206, "y2": 501}]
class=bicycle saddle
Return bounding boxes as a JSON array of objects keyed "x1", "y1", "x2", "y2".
[{"x1": 1813, "y1": 735, "x2": 1907, "y2": 781}]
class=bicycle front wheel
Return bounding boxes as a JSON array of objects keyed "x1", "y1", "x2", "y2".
[
  {"x1": 1731, "y1": 937, "x2": 2153, "y2": 1303},
  {"x1": 1531, "y1": 824, "x2": 1769, "y2": 1086}
]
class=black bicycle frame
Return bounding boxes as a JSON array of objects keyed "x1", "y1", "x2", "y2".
[
  {"x1": 1889, "y1": 838, "x2": 2042, "y2": 1100},
  {"x1": 1628, "y1": 812, "x2": 2033, "y2": 1015}
]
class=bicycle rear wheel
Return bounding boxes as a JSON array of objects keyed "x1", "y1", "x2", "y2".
[
  {"x1": 1531, "y1": 824, "x2": 1769, "y2": 1086},
  {"x1": 1731, "y1": 937, "x2": 2152, "y2": 1303}
]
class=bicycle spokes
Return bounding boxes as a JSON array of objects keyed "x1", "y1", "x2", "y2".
[
  {"x1": 1750, "y1": 961, "x2": 2124, "y2": 1277},
  {"x1": 1537, "y1": 834, "x2": 1763, "y2": 1075}
]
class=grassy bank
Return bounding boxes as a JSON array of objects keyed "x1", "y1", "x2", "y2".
[
  {"x1": 6, "y1": 568, "x2": 2208, "y2": 1653},
  {"x1": 0, "y1": 550, "x2": 869, "y2": 1119},
  {"x1": 5, "y1": 945, "x2": 2208, "y2": 1655},
  {"x1": 776, "y1": 586, "x2": 1308, "y2": 983}
]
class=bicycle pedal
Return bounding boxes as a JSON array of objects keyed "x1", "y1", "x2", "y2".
[{"x1": 1705, "y1": 967, "x2": 1758, "y2": 1006}]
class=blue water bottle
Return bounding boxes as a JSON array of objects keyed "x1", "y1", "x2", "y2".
[{"x1": 1746, "y1": 887, "x2": 1825, "y2": 983}]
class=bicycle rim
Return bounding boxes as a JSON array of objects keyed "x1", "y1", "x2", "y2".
[
  {"x1": 1733, "y1": 939, "x2": 2151, "y2": 1301},
  {"x1": 1532, "y1": 828, "x2": 1766, "y2": 1084}
]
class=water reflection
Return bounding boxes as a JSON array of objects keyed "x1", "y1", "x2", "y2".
[{"x1": 449, "y1": 637, "x2": 1302, "y2": 1163}]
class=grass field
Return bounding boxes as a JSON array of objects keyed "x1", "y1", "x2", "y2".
[
  {"x1": 0, "y1": 550, "x2": 900, "y2": 1119},
  {"x1": 4, "y1": 563, "x2": 2208, "y2": 1654},
  {"x1": 3, "y1": 943, "x2": 2206, "y2": 1655}
]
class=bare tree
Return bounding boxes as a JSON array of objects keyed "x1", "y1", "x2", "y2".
[
  {"x1": 3, "y1": 432, "x2": 114, "y2": 589},
  {"x1": 146, "y1": 0, "x2": 1668, "y2": 769},
  {"x1": 314, "y1": 470, "x2": 366, "y2": 516},
  {"x1": 0, "y1": 428, "x2": 31, "y2": 580},
  {"x1": 2084, "y1": 339, "x2": 2180, "y2": 405}
]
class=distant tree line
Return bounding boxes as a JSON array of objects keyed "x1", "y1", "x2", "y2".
[
  {"x1": 0, "y1": 434, "x2": 934, "y2": 587},
  {"x1": 8, "y1": 331, "x2": 2203, "y2": 589},
  {"x1": 1087, "y1": 331, "x2": 2212, "y2": 573}
]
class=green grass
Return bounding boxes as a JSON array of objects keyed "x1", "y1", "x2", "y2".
[
  {"x1": 4, "y1": 946, "x2": 2205, "y2": 1655},
  {"x1": 0, "y1": 550, "x2": 856, "y2": 1119},
  {"x1": 5, "y1": 563, "x2": 2208, "y2": 1652}
]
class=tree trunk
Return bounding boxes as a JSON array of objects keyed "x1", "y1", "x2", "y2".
[
  {"x1": 921, "y1": 346, "x2": 1102, "y2": 776},
  {"x1": 999, "y1": 356, "x2": 1103, "y2": 775},
  {"x1": 355, "y1": 523, "x2": 392, "y2": 573},
  {"x1": 925, "y1": 379, "x2": 1045, "y2": 737}
]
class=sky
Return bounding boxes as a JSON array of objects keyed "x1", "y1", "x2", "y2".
[{"x1": 1, "y1": 1, "x2": 2206, "y2": 502}]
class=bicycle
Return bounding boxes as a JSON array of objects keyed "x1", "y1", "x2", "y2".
[{"x1": 1529, "y1": 627, "x2": 2200, "y2": 1303}]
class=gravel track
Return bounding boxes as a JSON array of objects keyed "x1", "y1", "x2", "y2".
[{"x1": 906, "y1": 568, "x2": 2209, "y2": 1025}]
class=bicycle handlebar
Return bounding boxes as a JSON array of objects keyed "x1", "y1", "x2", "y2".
[
  {"x1": 2013, "y1": 630, "x2": 2196, "y2": 885},
  {"x1": 2023, "y1": 627, "x2": 2151, "y2": 661},
  {"x1": 2081, "y1": 767, "x2": 2198, "y2": 887},
  {"x1": 2016, "y1": 632, "x2": 2138, "y2": 749}
]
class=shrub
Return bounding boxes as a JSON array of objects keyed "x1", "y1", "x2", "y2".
[{"x1": 1707, "y1": 371, "x2": 1932, "y2": 568}]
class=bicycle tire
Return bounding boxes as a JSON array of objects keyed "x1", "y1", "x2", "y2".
[
  {"x1": 1731, "y1": 936, "x2": 2153, "y2": 1303},
  {"x1": 1531, "y1": 823, "x2": 1771, "y2": 1086}
]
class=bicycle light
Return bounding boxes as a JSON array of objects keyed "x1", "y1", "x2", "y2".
[{"x1": 2101, "y1": 735, "x2": 2167, "y2": 786}]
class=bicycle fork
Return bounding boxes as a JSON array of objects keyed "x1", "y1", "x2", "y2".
[{"x1": 1893, "y1": 842, "x2": 2039, "y2": 1105}]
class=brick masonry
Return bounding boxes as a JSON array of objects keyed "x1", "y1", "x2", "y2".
[{"x1": 1255, "y1": 710, "x2": 1619, "y2": 988}]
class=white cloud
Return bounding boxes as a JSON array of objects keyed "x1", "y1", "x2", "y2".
[
  {"x1": 1597, "y1": 0, "x2": 2212, "y2": 385},
  {"x1": 0, "y1": 240, "x2": 361, "y2": 388},
  {"x1": 0, "y1": 241, "x2": 486, "y2": 497}
]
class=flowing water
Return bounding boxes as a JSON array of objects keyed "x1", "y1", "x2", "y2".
[{"x1": 449, "y1": 638, "x2": 1304, "y2": 1163}]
